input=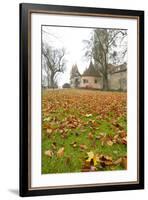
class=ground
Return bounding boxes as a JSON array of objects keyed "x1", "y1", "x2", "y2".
[{"x1": 42, "y1": 89, "x2": 127, "y2": 174}]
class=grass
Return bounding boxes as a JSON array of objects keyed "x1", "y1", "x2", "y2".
[{"x1": 42, "y1": 89, "x2": 127, "y2": 174}]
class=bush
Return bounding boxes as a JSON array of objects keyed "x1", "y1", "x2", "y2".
[{"x1": 62, "y1": 83, "x2": 71, "y2": 88}]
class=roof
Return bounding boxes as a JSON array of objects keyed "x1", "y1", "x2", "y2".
[
  {"x1": 70, "y1": 64, "x2": 81, "y2": 79},
  {"x1": 108, "y1": 63, "x2": 127, "y2": 74},
  {"x1": 82, "y1": 61, "x2": 101, "y2": 77}
]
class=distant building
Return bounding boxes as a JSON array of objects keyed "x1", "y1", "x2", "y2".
[
  {"x1": 70, "y1": 62, "x2": 127, "y2": 91},
  {"x1": 79, "y1": 61, "x2": 102, "y2": 89},
  {"x1": 108, "y1": 63, "x2": 127, "y2": 91}
]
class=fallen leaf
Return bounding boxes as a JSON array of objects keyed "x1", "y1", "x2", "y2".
[
  {"x1": 57, "y1": 147, "x2": 64, "y2": 157},
  {"x1": 86, "y1": 151, "x2": 99, "y2": 166},
  {"x1": 43, "y1": 116, "x2": 51, "y2": 122},
  {"x1": 79, "y1": 144, "x2": 87, "y2": 150},
  {"x1": 51, "y1": 142, "x2": 56, "y2": 150},
  {"x1": 95, "y1": 135, "x2": 101, "y2": 139},
  {"x1": 121, "y1": 136, "x2": 127, "y2": 145},
  {"x1": 86, "y1": 151, "x2": 94, "y2": 161},
  {"x1": 99, "y1": 155, "x2": 113, "y2": 167},
  {"x1": 113, "y1": 157, "x2": 122, "y2": 165},
  {"x1": 106, "y1": 140, "x2": 113, "y2": 146},
  {"x1": 120, "y1": 131, "x2": 127, "y2": 138},
  {"x1": 44, "y1": 150, "x2": 53, "y2": 157},
  {"x1": 85, "y1": 114, "x2": 92, "y2": 117},
  {"x1": 121, "y1": 156, "x2": 127, "y2": 169},
  {"x1": 46, "y1": 129, "x2": 53, "y2": 134},
  {"x1": 88, "y1": 132, "x2": 93, "y2": 140}
]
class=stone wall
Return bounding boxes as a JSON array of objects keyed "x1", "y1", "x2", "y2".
[{"x1": 108, "y1": 70, "x2": 127, "y2": 91}]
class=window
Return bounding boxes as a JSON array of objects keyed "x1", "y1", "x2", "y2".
[
  {"x1": 83, "y1": 79, "x2": 88, "y2": 83},
  {"x1": 94, "y1": 79, "x2": 98, "y2": 83}
]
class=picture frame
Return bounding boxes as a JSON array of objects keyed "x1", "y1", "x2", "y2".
[{"x1": 19, "y1": 3, "x2": 144, "y2": 197}]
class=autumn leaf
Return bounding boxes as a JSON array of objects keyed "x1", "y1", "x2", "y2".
[
  {"x1": 120, "y1": 131, "x2": 127, "y2": 138},
  {"x1": 43, "y1": 116, "x2": 51, "y2": 122},
  {"x1": 88, "y1": 132, "x2": 93, "y2": 140},
  {"x1": 85, "y1": 114, "x2": 92, "y2": 117},
  {"x1": 121, "y1": 136, "x2": 127, "y2": 145},
  {"x1": 113, "y1": 157, "x2": 122, "y2": 165},
  {"x1": 86, "y1": 151, "x2": 94, "y2": 161},
  {"x1": 99, "y1": 155, "x2": 113, "y2": 167},
  {"x1": 57, "y1": 147, "x2": 64, "y2": 157},
  {"x1": 121, "y1": 156, "x2": 127, "y2": 169},
  {"x1": 86, "y1": 151, "x2": 99, "y2": 166},
  {"x1": 79, "y1": 144, "x2": 87, "y2": 150},
  {"x1": 44, "y1": 150, "x2": 53, "y2": 158},
  {"x1": 46, "y1": 129, "x2": 53, "y2": 134},
  {"x1": 42, "y1": 90, "x2": 127, "y2": 173},
  {"x1": 106, "y1": 140, "x2": 113, "y2": 146},
  {"x1": 51, "y1": 142, "x2": 57, "y2": 150}
]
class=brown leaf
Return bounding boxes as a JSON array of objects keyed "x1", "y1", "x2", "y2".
[
  {"x1": 81, "y1": 160, "x2": 97, "y2": 172},
  {"x1": 121, "y1": 136, "x2": 127, "y2": 145},
  {"x1": 121, "y1": 156, "x2": 127, "y2": 169},
  {"x1": 46, "y1": 129, "x2": 53, "y2": 134},
  {"x1": 113, "y1": 157, "x2": 122, "y2": 165},
  {"x1": 44, "y1": 150, "x2": 53, "y2": 157},
  {"x1": 99, "y1": 155, "x2": 113, "y2": 167},
  {"x1": 57, "y1": 147, "x2": 64, "y2": 157},
  {"x1": 61, "y1": 132, "x2": 68, "y2": 139},
  {"x1": 106, "y1": 140, "x2": 113, "y2": 146},
  {"x1": 79, "y1": 144, "x2": 87, "y2": 150},
  {"x1": 88, "y1": 132, "x2": 93, "y2": 140},
  {"x1": 51, "y1": 142, "x2": 56, "y2": 150},
  {"x1": 120, "y1": 131, "x2": 127, "y2": 138}
]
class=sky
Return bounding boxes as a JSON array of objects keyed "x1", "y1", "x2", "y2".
[
  {"x1": 42, "y1": 26, "x2": 93, "y2": 87},
  {"x1": 42, "y1": 26, "x2": 127, "y2": 87}
]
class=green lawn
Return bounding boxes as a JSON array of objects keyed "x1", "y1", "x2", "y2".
[{"x1": 42, "y1": 89, "x2": 127, "y2": 174}]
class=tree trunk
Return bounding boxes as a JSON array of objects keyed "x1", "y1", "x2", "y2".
[
  {"x1": 103, "y1": 63, "x2": 109, "y2": 91},
  {"x1": 50, "y1": 72, "x2": 55, "y2": 89},
  {"x1": 103, "y1": 75, "x2": 108, "y2": 90}
]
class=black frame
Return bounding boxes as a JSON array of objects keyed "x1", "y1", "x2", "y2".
[{"x1": 20, "y1": 3, "x2": 144, "y2": 197}]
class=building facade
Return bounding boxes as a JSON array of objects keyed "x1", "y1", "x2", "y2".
[
  {"x1": 79, "y1": 62, "x2": 102, "y2": 89},
  {"x1": 70, "y1": 62, "x2": 127, "y2": 91},
  {"x1": 108, "y1": 63, "x2": 127, "y2": 91}
]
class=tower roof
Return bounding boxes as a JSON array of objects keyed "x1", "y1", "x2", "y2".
[
  {"x1": 70, "y1": 64, "x2": 81, "y2": 79},
  {"x1": 82, "y1": 61, "x2": 101, "y2": 77}
]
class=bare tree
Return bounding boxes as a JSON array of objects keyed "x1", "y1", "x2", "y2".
[
  {"x1": 83, "y1": 29, "x2": 127, "y2": 90},
  {"x1": 42, "y1": 43, "x2": 66, "y2": 88}
]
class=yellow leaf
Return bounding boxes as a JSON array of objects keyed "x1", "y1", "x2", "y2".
[
  {"x1": 86, "y1": 151, "x2": 94, "y2": 162},
  {"x1": 86, "y1": 151, "x2": 99, "y2": 166}
]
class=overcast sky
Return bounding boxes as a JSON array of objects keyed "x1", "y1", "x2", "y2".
[{"x1": 42, "y1": 26, "x2": 93, "y2": 87}]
